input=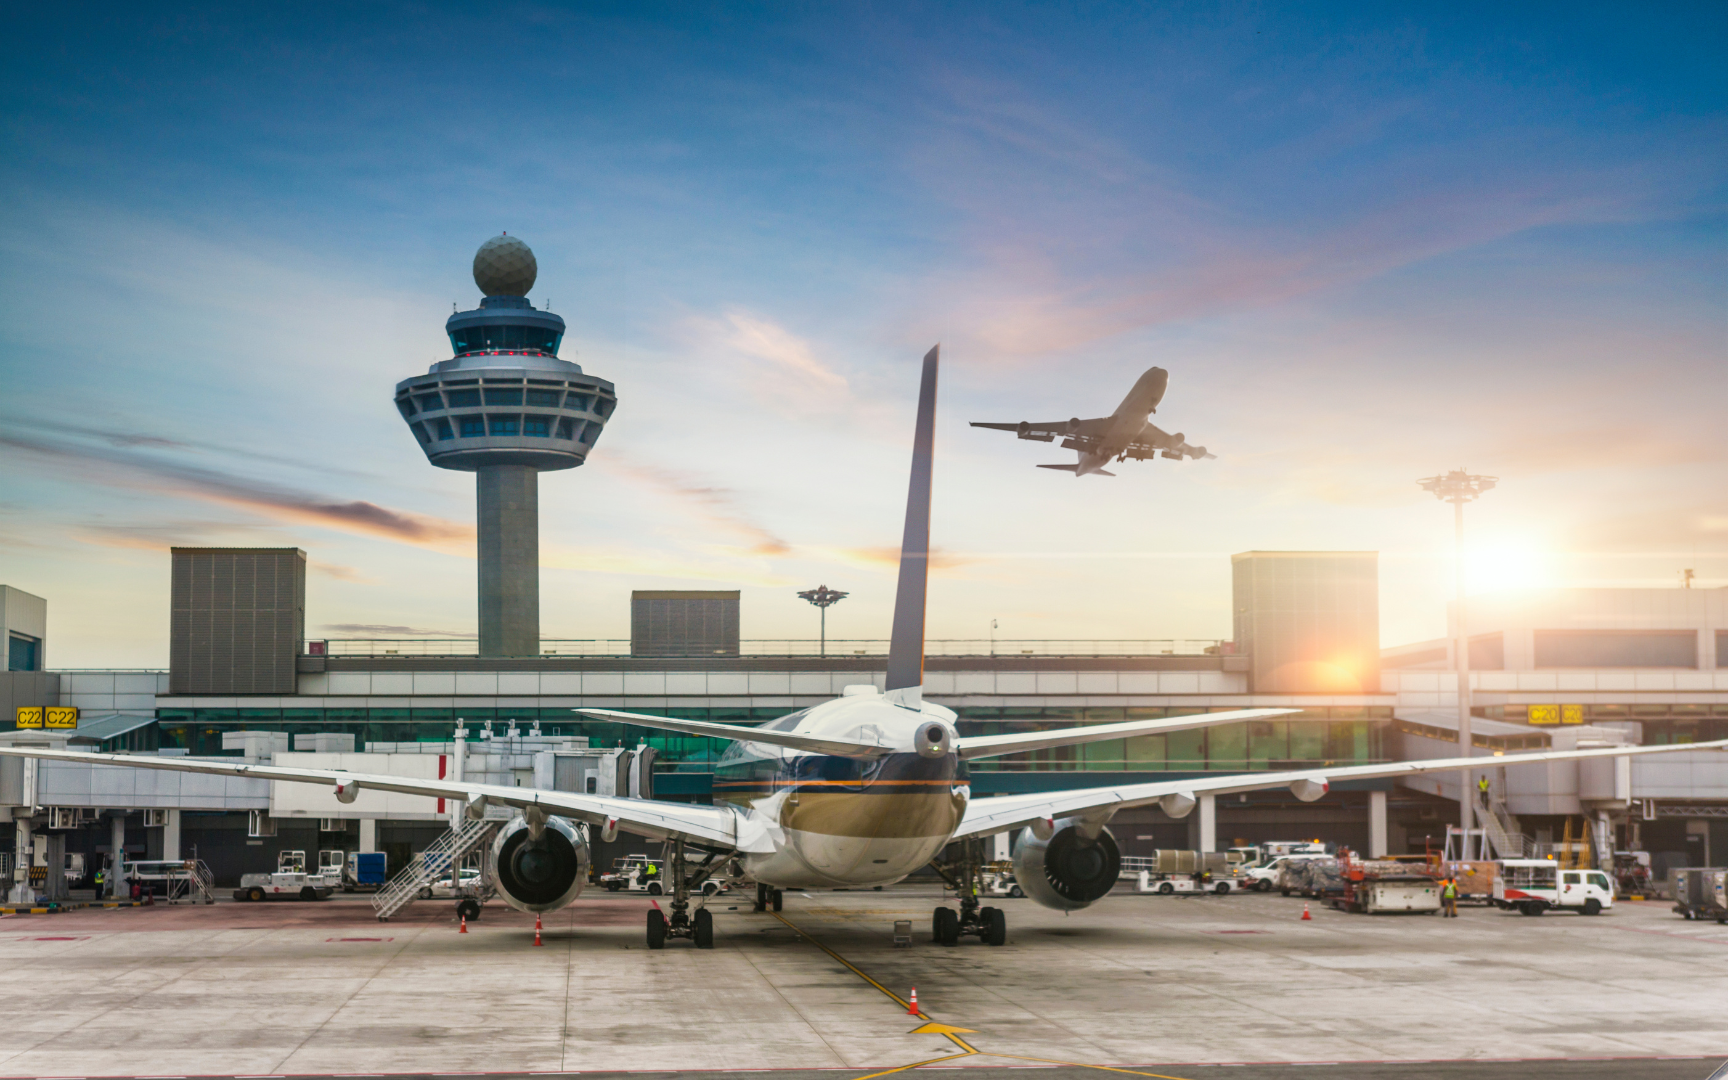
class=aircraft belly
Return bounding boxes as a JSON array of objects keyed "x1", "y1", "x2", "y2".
[{"x1": 745, "y1": 788, "x2": 964, "y2": 888}]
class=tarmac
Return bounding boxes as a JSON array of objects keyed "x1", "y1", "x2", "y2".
[{"x1": 1, "y1": 885, "x2": 1723, "y2": 1080}]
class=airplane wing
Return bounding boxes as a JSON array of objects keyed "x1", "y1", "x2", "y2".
[
  {"x1": 970, "y1": 418, "x2": 1112, "y2": 445},
  {"x1": 951, "y1": 738, "x2": 1728, "y2": 840},
  {"x1": 1121, "y1": 421, "x2": 1213, "y2": 461},
  {"x1": 957, "y1": 708, "x2": 1297, "y2": 760},
  {"x1": 574, "y1": 708, "x2": 892, "y2": 758},
  {"x1": 0, "y1": 745, "x2": 763, "y2": 851}
]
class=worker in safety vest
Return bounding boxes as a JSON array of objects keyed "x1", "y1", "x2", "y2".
[
  {"x1": 1441, "y1": 876, "x2": 1458, "y2": 917},
  {"x1": 1477, "y1": 775, "x2": 1491, "y2": 810},
  {"x1": 642, "y1": 861, "x2": 658, "y2": 883}
]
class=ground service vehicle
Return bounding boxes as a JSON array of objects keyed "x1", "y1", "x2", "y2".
[
  {"x1": 343, "y1": 852, "x2": 387, "y2": 892},
  {"x1": 981, "y1": 863, "x2": 1023, "y2": 898},
  {"x1": 235, "y1": 850, "x2": 337, "y2": 902},
  {"x1": 1494, "y1": 860, "x2": 1615, "y2": 916},
  {"x1": 6, "y1": 348, "x2": 1721, "y2": 951},
  {"x1": 1671, "y1": 868, "x2": 1727, "y2": 923},
  {"x1": 1246, "y1": 853, "x2": 1334, "y2": 893}
]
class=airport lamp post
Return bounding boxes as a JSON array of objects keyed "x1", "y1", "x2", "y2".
[
  {"x1": 1418, "y1": 469, "x2": 1497, "y2": 858},
  {"x1": 797, "y1": 585, "x2": 849, "y2": 657}
]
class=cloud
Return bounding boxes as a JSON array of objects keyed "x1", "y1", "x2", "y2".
[
  {"x1": 0, "y1": 430, "x2": 473, "y2": 552},
  {"x1": 321, "y1": 622, "x2": 467, "y2": 636},
  {"x1": 823, "y1": 545, "x2": 978, "y2": 572},
  {"x1": 601, "y1": 454, "x2": 792, "y2": 558}
]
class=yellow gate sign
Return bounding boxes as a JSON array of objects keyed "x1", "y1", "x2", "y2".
[
  {"x1": 46, "y1": 706, "x2": 79, "y2": 729},
  {"x1": 1528, "y1": 704, "x2": 1559, "y2": 725},
  {"x1": 15, "y1": 706, "x2": 44, "y2": 728},
  {"x1": 1560, "y1": 704, "x2": 1584, "y2": 725}
]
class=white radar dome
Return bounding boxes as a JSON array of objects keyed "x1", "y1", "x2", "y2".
[{"x1": 473, "y1": 233, "x2": 538, "y2": 297}]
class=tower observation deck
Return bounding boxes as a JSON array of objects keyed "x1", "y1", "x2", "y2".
[{"x1": 394, "y1": 235, "x2": 616, "y2": 656}]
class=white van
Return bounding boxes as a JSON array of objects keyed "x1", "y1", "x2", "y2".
[
  {"x1": 1242, "y1": 853, "x2": 1333, "y2": 893},
  {"x1": 1493, "y1": 860, "x2": 1615, "y2": 916}
]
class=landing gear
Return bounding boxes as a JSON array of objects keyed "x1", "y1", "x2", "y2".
[
  {"x1": 456, "y1": 898, "x2": 482, "y2": 922},
  {"x1": 928, "y1": 838, "x2": 1009, "y2": 946},
  {"x1": 642, "y1": 839, "x2": 721, "y2": 949}
]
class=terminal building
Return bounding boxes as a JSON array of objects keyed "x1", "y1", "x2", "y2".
[{"x1": 6, "y1": 554, "x2": 1725, "y2": 894}]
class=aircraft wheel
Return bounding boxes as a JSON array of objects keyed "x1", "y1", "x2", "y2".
[
  {"x1": 771, "y1": 889, "x2": 783, "y2": 912},
  {"x1": 646, "y1": 910, "x2": 668, "y2": 950},
  {"x1": 457, "y1": 898, "x2": 481, "y2": 922},
  {"x1": 982, "y1": 906, "x2": 1007, "y2": 946},
  {"x1": 694, "y1": 907, "x2": 714, "y2": 949},
  {"x1": 933, "y1": 906, "x2": 960, "y2": 946}
]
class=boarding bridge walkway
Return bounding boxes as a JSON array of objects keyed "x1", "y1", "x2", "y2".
[{"x1": 371, "y1": 818, "x2": 497, "y2": 922}]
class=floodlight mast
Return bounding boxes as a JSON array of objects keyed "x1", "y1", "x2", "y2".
[
  {"x1": 1418, "y1": 469, "x2": 1498, "y2": 858},
  {"x1": 797, "y1": 585, "x2": 849, "y2": 658}
]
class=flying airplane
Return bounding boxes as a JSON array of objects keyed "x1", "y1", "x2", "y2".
[
  {"x1": 970, "y1": 365, "x2": 1213, "y2": 476},
  {"x1": 3, "y1": 346, "x2": 1723, "y2": 952}
]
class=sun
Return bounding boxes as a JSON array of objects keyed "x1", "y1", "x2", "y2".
[{"x1": 1463, "y1": 541, "x2": 1554, "y2": 595}]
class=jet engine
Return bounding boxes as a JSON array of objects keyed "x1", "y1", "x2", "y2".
[
  {"x1": 1011, "y1": 818, "x2": 1121, "y2": 911},
  {"x1": 489, "y1": 814, "x2": 589, "y2": 914}
]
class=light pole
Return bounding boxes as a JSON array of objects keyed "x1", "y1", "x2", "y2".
[
  {"x1": 797, "y1": 585, "x2": 849, "y2": 657},
  {"x1": 1418, "y1": 469, "x2": 1497, "y2": 858}
]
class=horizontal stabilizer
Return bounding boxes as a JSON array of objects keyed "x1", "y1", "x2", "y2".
[
  {"x1": 958, "y1": 708, "x2": 1298, "y2": 760},
  {"x1": 573, "y1": 708, "x2": 890, "y2": 759},
  {"x1": 1036, "y1": 464, "x2": 1079, "y2": 472}
]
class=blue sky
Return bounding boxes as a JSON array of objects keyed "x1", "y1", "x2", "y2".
[{"x1": 2, "y1": 3, "x2": 1724, "y2": 667}]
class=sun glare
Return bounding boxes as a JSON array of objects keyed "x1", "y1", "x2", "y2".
[{"x1": 1463, "y1": 542, "x2": 1554, "y2": 595}]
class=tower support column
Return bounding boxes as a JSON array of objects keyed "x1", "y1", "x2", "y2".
[{"x1": 477, "y1": 464, "x2": 539, "y2": 657}]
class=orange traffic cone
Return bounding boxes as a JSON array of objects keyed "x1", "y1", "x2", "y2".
[
  {"x1": 907, "y1": 987, "x2": 919, "y2": 1016},
  {"x1": 534, "y1": 914, "x2": 543, "y2": 946},
  {"x1": 1301, "y1": 904, "x2": 1311, "y2": 921},
  {"x1": 459, "y1": 914, "x2": 468, "y2": 934}
]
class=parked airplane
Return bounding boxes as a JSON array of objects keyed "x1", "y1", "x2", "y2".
[
  {"x1": 970, "y1": 365, "x2": 1213, "y2": 476},
  {"x1": 4, "y1": 347, "x2": 1722, "y2": 952}
]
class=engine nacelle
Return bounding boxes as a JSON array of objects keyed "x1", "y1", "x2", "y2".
[
  {"x1": 1012, "y1": 819, "x2": 1121, "y2": 912},
  {"x1": 489, "y1": 814, "x2": 589, "y2": 914}
]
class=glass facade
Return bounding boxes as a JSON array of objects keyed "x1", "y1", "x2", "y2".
[
  {"x1": 148, "y1": 705, "x2": 1392, "y2": 774},
  {"x1": 449, "y1": 324, "x2": 563, "y2": 356}
]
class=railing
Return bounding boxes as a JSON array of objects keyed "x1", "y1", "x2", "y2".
[
  {"x1": 307, "y1": 638, "x2": 1229, "y2": 659},
  {"x1": 126, "y1": 859, "x2": 216, "y2": 904},
  {"x1": 371, "y1": 818, "x2": 497, "y2": 921}
]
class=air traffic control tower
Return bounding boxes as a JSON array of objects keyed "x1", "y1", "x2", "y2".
[{"x1": 394, "y1": 235, "x2": 616, "y2": 656}]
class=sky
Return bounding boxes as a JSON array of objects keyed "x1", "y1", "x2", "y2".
[{"x1": 1, "y1": 3, "x2": 1724, "y2": 668}]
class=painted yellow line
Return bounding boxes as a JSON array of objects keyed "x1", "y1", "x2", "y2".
[
  {"x1": 845, "y1": 1052, "x2": 977, "y2": 1080},
  {"x1": 983, "y1": 1052, "x2": 1195, "y2": 1080},
  {"x1": 770, "y1": 911, "x2": 977, "y2": 1052}
]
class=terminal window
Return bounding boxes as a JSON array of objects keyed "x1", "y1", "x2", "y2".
[
  {"x1": 526, "y1": 389, "x2": 560, "y2": 406},
  {"x1": 1534, "y1": 629, "x2": 1697, "y2": 668},
  {"x1": 523, "y1": 415, "x2": 551, "y2": 437},
  {"x1": 489, "y1": 416, "x2": 519, "y2": 436},
  {"x1": 416, "y1": 392, "x2": 445, "y2": 411},
  {"x1": 460, "y1": 417, "x2": 486, "y2": 438},
  {"x1": 484, "y1": 388, "x2": 523, "y2": 405},
  {"x1": 445, "y1": 388, "x2": 481, "y2": 407},
  {"x1": 556, "y1": 418, "x2": 577, "y2": 440},
  {"x1": 433, "y1": 419, "x2": 453, "y2": 440},
  {"x1": 8, "y1": 632, "x2": 39, "y2": 671}
]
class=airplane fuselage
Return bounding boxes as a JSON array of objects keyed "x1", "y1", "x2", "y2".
[
  {"x1": 1074, "y1": 365, "x2": 1167, "y2": 475},
  {"x1": 712, "y1": 694, "x2": 967, "y2": 889}
]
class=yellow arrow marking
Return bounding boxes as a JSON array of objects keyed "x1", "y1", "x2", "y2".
[{"x1": 909, "y1": 1022, "x2": 977, "y2": 1035}]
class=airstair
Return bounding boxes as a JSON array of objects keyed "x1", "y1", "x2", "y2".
[
  {"x1": 1478, "y1": 801, "x2": 1536, "y2": 859},
  {"x1": 127, "y1": 859, "x2": 217, "y2": 904},
  {"x1": 371, "y1": 818, "x2": 498, "y2": 921}
]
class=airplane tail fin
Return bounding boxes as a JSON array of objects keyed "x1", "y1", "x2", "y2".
[{"x1": 884, "y1": 345, "x2": 940, "y2": 709}]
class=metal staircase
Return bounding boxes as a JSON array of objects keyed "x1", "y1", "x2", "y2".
[
  {"x1": 371, "y1": 818, "x2": 497, "y2": 921},
  {"x1": 1477, "y1": 801, "x2": 1533, "y2": 859}
]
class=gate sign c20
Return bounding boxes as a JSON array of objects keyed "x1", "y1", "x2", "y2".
[{"x1": 46, "y1": 706, "x2": 79, "y2": 729}]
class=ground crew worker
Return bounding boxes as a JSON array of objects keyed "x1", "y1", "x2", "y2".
[
  {"x1": 1478, "y1": 775, "x2": 1491, "y2": 810},
  {"x1": 642, "y1": 860, "x2": 658, "y2": 883},
  {"x1": 1442, "y1": 876, "x2": 1458, "y2": 917}
]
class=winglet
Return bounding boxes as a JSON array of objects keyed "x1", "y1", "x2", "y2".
[{"x1": 884, "y1": 345, "x2": 940, "y2": 707}]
